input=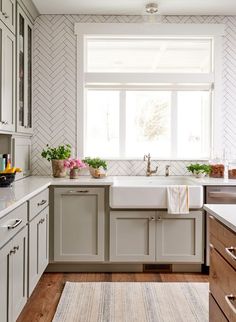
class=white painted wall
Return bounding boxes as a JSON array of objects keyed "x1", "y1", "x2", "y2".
[{"x1": 32, "y1": 15, "x2": 236, "y2": 176}]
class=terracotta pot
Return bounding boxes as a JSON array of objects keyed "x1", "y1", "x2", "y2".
[
  {"x1": 69, "y1": 168, "x2": 80, "y2": 179},
  {"x1": 51, "y1": 160, "x2": 66, "y2": 178}
]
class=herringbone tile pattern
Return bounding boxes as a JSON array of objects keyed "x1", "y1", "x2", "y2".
[{"x1": 32, "y1": 15, "x2": 236, "y2": 176}]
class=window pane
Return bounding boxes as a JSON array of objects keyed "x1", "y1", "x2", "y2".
[
  {"x1": 85, "y1": 90, "x2": 119, "y2": 158},
  {"x1": 126, "y1": 91, "x2": 171, "y2": 158},
  {"x1": 177, "y1": 91, "x2": 211, "y2": 158},
  {"x1": 86, "y1": 38, "x2": 211, "y2": 73}
]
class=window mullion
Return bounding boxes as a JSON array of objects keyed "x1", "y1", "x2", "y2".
[
  {"x1": 171, "y1": 91, "x2": 178, "y2": 158},
  {"x1": 119, "y1": 91, "x2": 126, "y2": 158}
]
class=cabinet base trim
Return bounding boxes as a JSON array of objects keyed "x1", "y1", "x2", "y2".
[
  {"x1": 46, "y1": 263, "x2": 202, "y2": 273},
  {"x1": 46, "y1": 263, "x2": 144, "y2": 272}
]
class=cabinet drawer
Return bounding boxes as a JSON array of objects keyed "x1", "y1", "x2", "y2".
[
  {"x1": 29, "y1": 189, "x2": 49, "y2": 221},
  {"x1": 0, "y1": 203, "x2": 27, "y2": 248},
  {"x1": 210, "y1": 247, "x2": 236, "y2": 322},
  {"x1": 209, "y1": 215, "x2": 236, "y2": 270},
  {"x1": 209, "y1": 293, "x2": 228, "y2": 322}
]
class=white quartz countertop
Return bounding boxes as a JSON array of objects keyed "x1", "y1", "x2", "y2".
[
  {"x1": 50, "y1": 176, "x2": 114, "y2": 186},
  {"x1": 1, "y1": 175, "x2": 236, "y2": 220},
  {"x1": 204, "y1": 204, "x2": 236, "y2": 233},
  {"x1": 0, "y1": 176, "x2": 113, "y2": 219},
  {"x1": 191, "y1": 176, "x2": 236, "y2": 186},
  {"x1": 0, "y1": 177, "x2": 51, "y2": 219}
]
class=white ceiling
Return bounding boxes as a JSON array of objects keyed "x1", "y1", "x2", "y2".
[{"x1": 32, "y1": 0, "x2": 236, "y2": 15}]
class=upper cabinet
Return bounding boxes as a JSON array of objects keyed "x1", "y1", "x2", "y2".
[
  {"x1": 0, "y1": 0, "x2": 16, "y2": 34},
  {"x1": 0, "y1": 20, "x2": 15, "y2": 132},
  {"x1": 16, "y1": 4, "x2": 33, "y2": 134}
]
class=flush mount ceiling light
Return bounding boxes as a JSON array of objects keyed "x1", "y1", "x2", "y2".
[{"x1": 145, "y1": 2, "x2": 158, "y2": 14}]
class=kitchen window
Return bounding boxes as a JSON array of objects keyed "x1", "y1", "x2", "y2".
[{"x1": 75, "y1": 23, "x2": 224, "y2": 159}]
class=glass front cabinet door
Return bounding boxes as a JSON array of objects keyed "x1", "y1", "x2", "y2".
[{"x1": 17, "y1": 4, "x2": 33, "y2": 133}]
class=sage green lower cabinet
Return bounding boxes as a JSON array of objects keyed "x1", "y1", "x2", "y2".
[
  {"x1": 109, "y1": 211, "x2": 156, "y2": 262},
  {"x1": 109, "y1": 210, "x2": 203, "y2": 264},
  {"x1": 155, "y1": 211, "x2": 204, "y2": 263},
  {"x1": 54, "y1": 187, "x2": 105, "y2": 262},
  {"x1": 28, "y1": 207, "x2": 49, "y2": 296},
  {"x1": 0, "y1": 226, "x2": 28, "y2": 322}
]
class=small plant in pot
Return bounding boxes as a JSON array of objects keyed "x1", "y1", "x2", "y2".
[
  {"x1": 187, "y1": 163, "x2": 211, "y2": 178},
  {"x1": 41, "y1": 144, "x2": 71, "y2": 178},
  {"x1": 64, "y1": 158, "x2": 86, "y2": 179},
  {"x1": 83, "y1": 157, "x2": 107, "y2": 179}
]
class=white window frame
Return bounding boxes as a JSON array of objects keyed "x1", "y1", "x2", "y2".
[{"x1": 75, "y1": 23, "x2": 225, "y2": 160}]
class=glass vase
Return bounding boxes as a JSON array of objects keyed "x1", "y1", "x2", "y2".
[{"x1": 69, "y1": 168, "x2": 80, "y2": 179}]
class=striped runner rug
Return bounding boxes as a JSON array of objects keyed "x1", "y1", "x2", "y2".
[{"x1": 53, "y1": 282, "x2": 209, "y2": 322}]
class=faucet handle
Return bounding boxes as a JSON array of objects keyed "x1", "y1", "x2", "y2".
[
  {"x1": 144, "y1": 153, "x2": 151, "y2": 161},
  {"x1": 165, "y1": 164, "x2": 170, "y2": 176},
  {"x1": 144, "y1": 154, "x2": 149, "y2": 161}
]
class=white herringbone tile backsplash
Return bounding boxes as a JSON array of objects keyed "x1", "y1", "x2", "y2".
[{"x1": 32, "y1": 15, "x2": 236, "y2": 176}]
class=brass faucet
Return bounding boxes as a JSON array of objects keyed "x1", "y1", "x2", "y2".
[{"x1": 144, "y1": 153, "x2": 158, "y2": 176}]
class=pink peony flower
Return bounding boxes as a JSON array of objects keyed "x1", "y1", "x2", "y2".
[{"x1": 64, "y1": 158, "x2": 86, "y2": 169}]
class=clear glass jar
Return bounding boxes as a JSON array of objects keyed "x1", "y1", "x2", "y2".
[
  {"x1": 209, "y1": 157, "x2": 225, "y2": 178},
  {"x1": 228, "y1": 161, "x2": 236, "y2": 179}
]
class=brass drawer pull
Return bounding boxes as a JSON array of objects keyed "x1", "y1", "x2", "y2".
[
  {"x1": 67, "y1": 190, "x2": 89, "y2": 194},
  {"x1": 2, "y1": 12, "x2": 9, "y2": 19},
  {"x1": 39, "y1": 218, "x2": 45, "y2": 224},
  {"x1": 149, "y1": 217, "x2": 155, "y2": 221},
  {"x1": 7, "y1": 219, "x2": 22, "y2": 230},
  {"x1": 225, "y1": 295, "x2": 236, "y2": 314},
  {"x1": 225, "y1": 247, "x2": 236, "y2": 261},
  {"x1": 209, "y1": 243, "x2": 214, "y2": 249},
  {"x1": 37, "y1": 199, "x2": 47, "y2": 206}
]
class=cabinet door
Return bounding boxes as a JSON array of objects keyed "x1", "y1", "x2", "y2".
[
  {"x1": 0, "y1": 240, "x2": 12, "y2": 322},
  {"x1": 10, "y1": 226, "x2": 28, "y2": 322},
  {"x1": 0, "y1": 21, "x2": 15, "y2": 132},
  {"x1": 110, "y1": 211, "x2": 156, "y2": 262},
  {"x1": 28, "y1": 207, "x2": 49, "y2": 296},
  {"x1": 155, "y1": 211, "x2": 203, "y2": 263},
  {"x1": 26, "y1": 22, "x2": 32, "y2": 130},
  {"x1": 54, "y1": 188, "x2": 105, "y2": 261},
  {"x1": 16, "y1": 4, "x2": 33, "y2": 134},
  {"x1": 1, "y1": 0, "x2": 15, "y2": 34}
]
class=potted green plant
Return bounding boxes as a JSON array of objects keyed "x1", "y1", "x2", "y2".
[
  {"x1": 83, "y1": 157, "x2": 107, "y2": 178},
  {"x1": 186, "y1": 163, "x2": 211, "y2": 178},
  {"x1": 41, "y1": 144, "x2": 71, "y2": 178}
]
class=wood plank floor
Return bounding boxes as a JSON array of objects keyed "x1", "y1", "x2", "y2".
[{"x1": 17, "y1": 272, "x2": 209, "y2": 322}]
